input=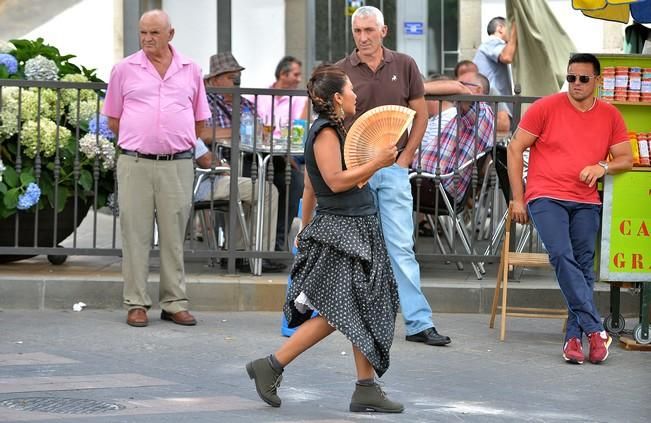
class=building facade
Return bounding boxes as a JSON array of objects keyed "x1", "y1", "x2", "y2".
[{"x1": 0, "y1": 0, "x2": 627, "y2": 86}]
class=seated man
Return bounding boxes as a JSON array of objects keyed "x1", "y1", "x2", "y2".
[
  {"x1": 421, "y1": 74, "x2": 458, "y2": 136},
  {"x1": 199, "y1": 52, "x2": 285, "y2": 272},
  {"x1": 424, "y1": 60, "x2": 511, "y2": 135},
  {"x1": 248, "y1": 56, "x2": 308, "y2": 136},
  {"x1": 414, "y1": 71, "x2": 495, "y2": 203},
  {"x1": 200, "y1": 52, "x2": 254, "y2": 142},
  {"x1": 414, "y1": 74, "x2": 459, "y2": 236},
  {"x1": 453, "y1": 60, "x2": 477, "y2": 78}
]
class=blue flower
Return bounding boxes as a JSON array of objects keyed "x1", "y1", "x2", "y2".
[
  {"x1": 16, "y1": 182, "x2": 41, "y2": 210},
  {"x1": 0, "y1": 53, "x2": 18, "y2": 75},
  {"x1": 88, "y1": 115, "x2": 115, "y2": 139}
]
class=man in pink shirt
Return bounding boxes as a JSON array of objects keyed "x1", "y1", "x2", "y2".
[
  {"x1": 103, "y1": 10, "x2": 211, "y2": 328},
  {"x1": 250, "y1": 56, "x2": 308, "y2": 136}
]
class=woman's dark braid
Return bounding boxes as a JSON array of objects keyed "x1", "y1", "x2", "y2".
[{"x1": 308, "y1": 87, "x2": 347, "y2": 138}]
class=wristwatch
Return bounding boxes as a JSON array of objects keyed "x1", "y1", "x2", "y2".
[{"x1": 598, "y1": 160, "x2": 609, "y2": 176}]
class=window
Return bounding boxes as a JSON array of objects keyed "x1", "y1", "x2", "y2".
[{"x1": 427, "y1": 0, "x2": 459, "y2": 77}]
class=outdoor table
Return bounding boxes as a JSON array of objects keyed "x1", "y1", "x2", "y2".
[
  {"x1": 242, "y1": 141, "x2": 304, "y2": 275},
  {"x1": 209, "y1": 138, "x2": 304, "y2": 275}
]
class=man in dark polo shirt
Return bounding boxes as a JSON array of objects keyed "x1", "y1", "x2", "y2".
[{"x1": 336, "y1": 5, "x2": 451, "y2": 346}]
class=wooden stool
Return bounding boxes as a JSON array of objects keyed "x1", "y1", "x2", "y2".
[{"x1": 489, "y1": 204, "x2": 567, "y2": 340}]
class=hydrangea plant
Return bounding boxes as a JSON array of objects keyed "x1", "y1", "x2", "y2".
[
  {"x1": 0, "y1": 53, "x2": 18, "y2": 75},
  {"x1": 16, "y1": 182, "x2": 41, "y2": 210},
  {"x1": 24, "y1": 55, "x2": 59, "y2": 81},
  {"x1": 0, "y1": 38, "x2": 114, "y2": 218}
]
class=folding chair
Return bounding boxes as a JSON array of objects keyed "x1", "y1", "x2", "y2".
[
  {"x1": 482, "y1": 143, "x2": 537, "y2": 257},
  {"x1": 471, "y1": 155, "x2": 497, "y2": 241},
  {"x1": 488, "y1": 203, "x2": 568, "y2": 340},
  {"x1": 410, "y1": 151, "x2": 489, "y2": 280},
  {"x1": 191, "y1": 167, "x2": 252, "y2": 271}
]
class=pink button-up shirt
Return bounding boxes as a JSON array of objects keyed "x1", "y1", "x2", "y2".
[
  {"x1": 102, "y1": 45, "x2": 211, "y2": 154},
  {"x1": 246, "y1": 84, "x2": 308, "y2": 137}
]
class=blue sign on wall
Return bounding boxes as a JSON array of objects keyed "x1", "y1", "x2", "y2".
[{"x1": 404, "y1": 22, "x2": 424, "y2": 35}]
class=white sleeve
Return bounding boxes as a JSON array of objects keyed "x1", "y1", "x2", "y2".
[{"x1": 194, "y1": 138, "x2": 209, "y2": 158}]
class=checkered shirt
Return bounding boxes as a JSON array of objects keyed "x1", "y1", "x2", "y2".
[
  {"x1": 415, "y1": 102, "x2": 495, "y2": 202},
  {"x1": 207, "y1": 93, "x2": 256, "y2": 128}
]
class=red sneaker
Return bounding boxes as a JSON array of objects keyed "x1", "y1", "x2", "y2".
[
  {"x1": 588, "y1": 331, "x2": 612, "y2": 364},
  {"x1": 563, "y1": 337, "x2": 584, "y2": 364}
]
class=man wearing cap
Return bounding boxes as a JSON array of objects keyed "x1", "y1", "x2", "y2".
[
  {"x1": 103, "y1": 10, "x2": 210, "y2": 327},
  {"x1": 201, "y1": 52, "x2": 255, "y2": 137},
  {"x1": 199, "y1": 52, "x2": 284, "y2": 273}
]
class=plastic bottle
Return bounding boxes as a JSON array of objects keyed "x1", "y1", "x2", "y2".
[
  {"x1": 255, "y1": 116, "x2": 263, "y2": 146},
  {"x1": 240, "y1": 106, "x2": 254, "y2": 146}
]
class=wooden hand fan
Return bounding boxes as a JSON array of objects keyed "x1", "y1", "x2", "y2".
[{"x1": 344, "y1": 105, "x2": 415, "y2": 187}]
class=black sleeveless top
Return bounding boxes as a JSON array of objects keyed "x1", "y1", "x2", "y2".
[{"x1": 304, "y1": 117, "x2": 377, "y2": 216}]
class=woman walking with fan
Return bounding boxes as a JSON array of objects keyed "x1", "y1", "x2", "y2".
[{"x1": 245, "y1": 64, "x2": 405, "y2": 413}]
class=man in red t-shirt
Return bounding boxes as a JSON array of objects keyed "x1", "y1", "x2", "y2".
[{"x1": 507, "y1": 53, "x2": 632, "y2": 365}]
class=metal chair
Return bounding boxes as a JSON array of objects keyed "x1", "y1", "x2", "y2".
[
  {"x1": 191, "y1": 167, "x2": 252, "y2": 270},
  {"x1": 410, "y1": 151, "x2": 489, "y2": 280},
  {"x1": 482, "y1": 143, "x2": 539, "y2": 258}
]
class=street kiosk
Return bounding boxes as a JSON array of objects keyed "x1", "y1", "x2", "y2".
[{"x1": 596, "y1": 54, "x2": 651, "y2": 345}]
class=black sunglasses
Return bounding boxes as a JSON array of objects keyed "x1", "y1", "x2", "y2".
[{"x1": 566, "y1": 74, "x2": 595, "y2": 84}]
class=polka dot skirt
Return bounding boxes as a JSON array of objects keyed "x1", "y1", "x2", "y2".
[{"x1": 284, "y1": 213, "x2": 400, "y2": 377}]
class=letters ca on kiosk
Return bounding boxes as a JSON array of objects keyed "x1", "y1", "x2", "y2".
[{"x1": 599, "y1": 169, "x2": 651, "y2": 281}]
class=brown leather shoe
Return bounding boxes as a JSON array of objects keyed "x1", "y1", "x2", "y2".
[
  {"x1": 161, "y1": 310, "x2": 197, "y2": 326},
  {"x1": 126, "y1": 308, "x2": 148, "y2": 327}
]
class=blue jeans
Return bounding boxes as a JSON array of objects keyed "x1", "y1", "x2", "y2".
[
  {"x1": 370, "y1": 164, "x2": 433, "y2": 335},
  {"x1": 527, "y1": 198, "x2": 603, "y2": 341}
]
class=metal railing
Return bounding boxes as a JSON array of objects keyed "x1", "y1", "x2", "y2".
[{"x1": 0, "y1": 78, "x2": 539, "y2": 273}]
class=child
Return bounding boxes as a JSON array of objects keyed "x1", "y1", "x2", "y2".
[{"x1": 246, "y1": 64, "x2": 403, "y2": 413}]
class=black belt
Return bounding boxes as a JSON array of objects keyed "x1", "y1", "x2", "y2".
[{"x1": 121, "y1": 149, "x2": 193, "y2": 161}]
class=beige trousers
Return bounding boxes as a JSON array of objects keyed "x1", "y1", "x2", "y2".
[
  {"x1": 198, "y1": 176, "x2": 278, "y2": 251},
  {"x1": 118, "y1": 155, "x2": 194, "y2": 313}
]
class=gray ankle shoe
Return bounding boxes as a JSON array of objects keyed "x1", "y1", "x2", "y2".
[
  {"x1": 246, "y1": 357, "x2": 283, "y2": 407},
  {"x1": 349, "y1": 382, "x2": 404, "y2": 413}
]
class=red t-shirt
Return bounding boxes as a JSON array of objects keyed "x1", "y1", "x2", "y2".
[{"x1": 518, "y1": 93, "x2": 628, "y2": 205}]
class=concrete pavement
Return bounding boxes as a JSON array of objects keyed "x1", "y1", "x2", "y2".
[
  {"x1": 0, "y1": 310, "x2": 649, "y2": 422},
  {"x1": 1, "y1": 209, "x2": 649, "y2": 422}
]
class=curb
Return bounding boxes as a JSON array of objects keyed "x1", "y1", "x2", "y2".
[{"x1": 0, "y1": 276, "x2": 640, "y2": 316}]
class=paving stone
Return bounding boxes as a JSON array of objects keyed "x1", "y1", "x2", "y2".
[{"x1": 0, "y1": 311, "x2": 647, "y2": 422}]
